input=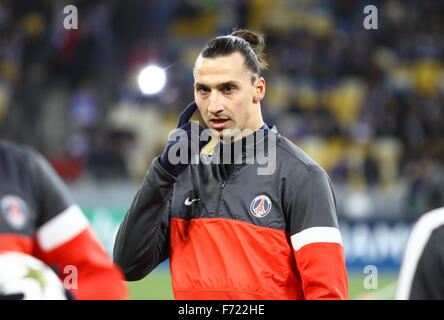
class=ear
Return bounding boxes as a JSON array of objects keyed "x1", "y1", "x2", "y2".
[{"x1": 253, "y1": 77, "x2": 266, "y2": 103}]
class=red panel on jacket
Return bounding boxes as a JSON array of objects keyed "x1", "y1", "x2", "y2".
[{"x1": 170, "y1": 217, "x2": 304, "y2": 300}]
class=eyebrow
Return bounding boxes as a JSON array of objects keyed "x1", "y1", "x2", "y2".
[{"x1": 194, "y1": 81, "x2": 241, "y2": 90}]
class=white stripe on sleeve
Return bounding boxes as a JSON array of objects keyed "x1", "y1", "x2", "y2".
[
  {"x1": 36, "y1": 205, "x2": 89, "y2": 252},
  {"x1": 290, "y1": 226, "x2": 343, "y2": 252}
]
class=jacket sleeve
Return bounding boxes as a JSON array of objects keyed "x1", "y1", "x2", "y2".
[
  {"x1": 113, "y1": 156, "x2": 175, "y2": 281},
  {"x1": 34, "y1": 218, "x2": 129, "y2": 300},
  {"x1": 287, "y1": 168, "x2": 348, "y2": 300},
  {"x1": 29, "y1": 148, "x2": 128, "y2": 300}
]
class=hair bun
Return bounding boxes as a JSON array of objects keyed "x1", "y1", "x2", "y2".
[{"x1": 231, "y1": 29, "x2": 268, "y2": 70}]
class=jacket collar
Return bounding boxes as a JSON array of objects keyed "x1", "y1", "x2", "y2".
[{"x1": 209, "y1": 124, "x2": 278, "y2": 166}]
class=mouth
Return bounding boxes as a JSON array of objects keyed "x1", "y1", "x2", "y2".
[{"x1": 209, "y1": 118, "x2": 230, "y2": 130}]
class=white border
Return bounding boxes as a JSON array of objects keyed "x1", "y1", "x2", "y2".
[
  {"x1": 36, "y1": 205, "x2": 89, "y2": 252},
  {"x1": 290, "y1": 226, "x2": 343, "y2": 252}
]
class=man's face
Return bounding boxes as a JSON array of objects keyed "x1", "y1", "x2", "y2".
[{"x1": 193, "y1": 52, "x2": 265, "y2": 141}]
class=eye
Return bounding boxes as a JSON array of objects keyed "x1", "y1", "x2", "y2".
[
  {"x1": 222, "y1": 85, "x2": 235, "y2": 93},
  {"x1": 197, "y1": 87, "x2": 210, "y2": 94}
]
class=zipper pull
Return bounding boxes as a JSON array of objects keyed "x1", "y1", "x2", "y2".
[{"x1": 221, "y1": 180, "x2": 227, "y2": 188}]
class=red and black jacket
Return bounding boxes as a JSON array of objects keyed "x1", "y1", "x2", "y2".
[
  {"x1": 0, "y1": 142, "x2": 128, "y2": 299},
  {"x1": 114, "y1": 126, "x2": 348, "y2": 299}
]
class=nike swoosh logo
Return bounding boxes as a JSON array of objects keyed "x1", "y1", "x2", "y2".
[{"x1": 184, "y1": 197, "x2": 200, "y2": 206}]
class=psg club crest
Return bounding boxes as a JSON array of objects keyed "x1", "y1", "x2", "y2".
[
  {"x1": 250, "y1": 195, "x2": 272, "y2": 218},
  {"x1": 1, "y1": 195, "x2": 29, "y2": 230}
]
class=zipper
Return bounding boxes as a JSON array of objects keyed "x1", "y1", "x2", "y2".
[
  {"x1": 215, "y1": 163, "x2": 244, "y2": 215},
  {"x1": 216, "y1": 180, "x2": 227, "y2": 215},
  {"x1": 216, "y1": 169, "x2": 235, "y2": 215}
]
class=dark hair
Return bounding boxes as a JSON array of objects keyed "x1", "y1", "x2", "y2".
[{"x1": 199, "y1": 29, "x2": 268, "y2": 82}]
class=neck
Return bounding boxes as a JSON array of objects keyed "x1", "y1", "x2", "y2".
[
  {"x1": 230, "y1": 104, "x2": 265, "y2": 142},
  {"x1": 217, "y1": 122, "x2": 270, "y2": 164},
  {"x1": 223, "y1": 121, "x2": 266, "y2": 144}
]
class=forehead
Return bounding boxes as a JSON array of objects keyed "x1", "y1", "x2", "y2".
[{"x1": 193, "y1": 52, "x2": 251, "y2": 85}]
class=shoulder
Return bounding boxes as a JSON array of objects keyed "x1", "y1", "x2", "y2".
[
  {"x1": 402, "y1": 207, "x2": 444, "y2": 273},
  {"x1": 415, "y1": 207, "x2": 444, "y2": 231},
  {"x1": 0, "y1": 141, "x2": 41, "y2": 165},
  {"x1": 267, "y1": 128, "x2": 334, "y2": 200},
  {"x1": 0, "y1": 141, "x2": 33, "y2": 156},
  {"x1": 272, "y1": 128, "x2": 326, "y2": 177},
  {"x1": 0, "y1": 141, "x2": 56, "y2": 182},
  {"x1": 396, "y1": 207, "x2": 444, "y2": 299},
  {"x1": 411, "y1": 207, "x2": 444, "y2": 242}
]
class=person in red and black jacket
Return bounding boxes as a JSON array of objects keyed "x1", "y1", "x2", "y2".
[
  {"x1": 114, "y1": 29, "x2": 348, "y2": 300},
  {"x1": 0, "y1": 141, "x2": 128, "y2": 300}
]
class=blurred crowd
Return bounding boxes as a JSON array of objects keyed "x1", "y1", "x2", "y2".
[{"x1": 0, "y1": 0, "x2": 443, "y2": 217}]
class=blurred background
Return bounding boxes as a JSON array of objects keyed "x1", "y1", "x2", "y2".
[{"x1": 0, "y1": 0, "x2": 443, "y2": 299}]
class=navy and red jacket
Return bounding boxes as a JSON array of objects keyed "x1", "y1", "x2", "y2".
[
  {"x1": 0, "y1": 142, "x2": 128, "y2": 299},
  {"x1": 114, "y1": 126, "x2": 348, "y2": 299}
]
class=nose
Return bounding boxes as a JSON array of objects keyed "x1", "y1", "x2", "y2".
[{"x1": 207, "y1": 92, "x2": 225, "y2": 115}]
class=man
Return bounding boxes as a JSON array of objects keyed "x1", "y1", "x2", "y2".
[
  {"x1": 113, "y1": 29, "x2": 348, "y2": 299},
  {"x1": 0, "y1": 141, "x2": 128, "y2": 299},
  {"x1": 396, "y1": 206, "x2": 444, "y2": 299}
]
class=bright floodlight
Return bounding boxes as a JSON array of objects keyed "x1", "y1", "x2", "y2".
[{"x1": 138, "y1": 65, "x2": 166, "y2": 95}]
